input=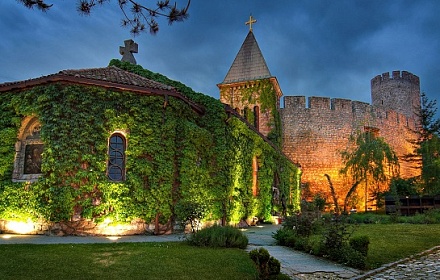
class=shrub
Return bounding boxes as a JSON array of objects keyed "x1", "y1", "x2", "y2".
[
  {"x1": 249, "y1": 248, "x2": 281, "y2": 279},
  {"x1": 282, "y1": 212, "x2": 322, "y2": 237},
  {"x1": 307, "y1": 235, "x2": 325, "y2": 256},
  {"x1": 341, "y1": 246, "x2": 367, "y2": 270},
  {"x1": 292, "y1": 235, "x2": 309, "y2": 251},
  {"x1": 349, "y1": 235, "x2": 369, "y2": 257},
  {"x1": 187, "y1": 224, "x2": 248, "y2": 249},
  {"x1": 272, "y1": 227, "x2": 295, "y2": 246},
  {"x1": 174, "y1": 201, "x2": 206, "y2": 232},
  {"x1": 321, "y1": 215, "x2": 354, "y2": 254},
  {"x1": 347, "y1": 213, "x2": 391, "y2": 224}
]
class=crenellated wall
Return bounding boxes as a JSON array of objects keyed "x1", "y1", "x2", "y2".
[
  {"x1": 372, "y1": 71, "x2": 421, "y2": 121},
  {"x1": 281, "y1": 71, "x2": 421, "y2": 209}
]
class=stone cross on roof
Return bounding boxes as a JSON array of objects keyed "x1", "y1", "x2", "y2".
[
  {"x1": 119, "y1": 39, "x2": 138, "y2": 65},
  {"x1": 245, "y1": 15, "x2": 257, "y2": 31}
]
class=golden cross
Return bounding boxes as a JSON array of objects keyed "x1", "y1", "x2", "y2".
[{"x1": 245, "y1": 15, "x2": 257, "y2": 31}]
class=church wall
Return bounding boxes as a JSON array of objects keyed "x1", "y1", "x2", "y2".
[{"x1": 0, "y1": 64, "x2": 300, "y2": 235}]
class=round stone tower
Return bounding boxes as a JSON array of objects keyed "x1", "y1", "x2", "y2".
[{"x1": 371, "y1": 70, "x2": 421, "y2": 121}]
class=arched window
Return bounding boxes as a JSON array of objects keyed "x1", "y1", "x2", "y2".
[
  {"x1": 107, "y1": 133, "x2": 126, "y2": 181},
  {"x1": 13, "y1": 117, "x2": 43, "y2": 182}
]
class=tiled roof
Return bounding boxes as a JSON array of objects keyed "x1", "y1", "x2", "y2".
[
  {"x1": 0, "y1": 66, "x2": 174, "y2": 92},
  {"x1": 58, "y1": 66, "x2": 174, "y2": 91},
  {"x1": 221, "y1": 31, "x2": 272, "y2": 84},
  {"x1": 0, "y1": 66, "x2": 204, "y2": 114}
]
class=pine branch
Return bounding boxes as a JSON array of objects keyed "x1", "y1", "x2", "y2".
[{"x1": 17, "y1": 0, "x2": 190, "y2": 35}]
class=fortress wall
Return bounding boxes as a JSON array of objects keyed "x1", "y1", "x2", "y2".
[
  {"x1": 281, "y1": 96, "x2": 358, "y2": 198},
  {"x1": 281, "y1": 95, "x2": 420, "y2": 204}
]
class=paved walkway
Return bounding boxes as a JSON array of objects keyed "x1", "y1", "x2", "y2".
[
  {"x1": 1, "y1": 225, "x2": 440, "y2": 279},
  {"x1": 244, "y1": 225, "x2": 360, "y2": 279}
]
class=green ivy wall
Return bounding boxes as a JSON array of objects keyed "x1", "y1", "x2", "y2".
[{"x1": 0, "y1": 60, "x2": 300, "y2": 234}]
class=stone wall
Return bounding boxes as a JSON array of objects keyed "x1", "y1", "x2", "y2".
[
  {"x1": 0, "y1": 219, "x2": 174, "y2": 236},
  {"x1": 281, "y1": 72, "x2": 421, "y2": 209}
]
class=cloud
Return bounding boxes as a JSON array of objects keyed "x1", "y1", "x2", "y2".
[{"x1": 0, "y1": 0, "x2": 439, "y2": 113}]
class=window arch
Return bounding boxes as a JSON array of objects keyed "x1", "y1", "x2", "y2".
[
  {"x1": 12, "y1": 116, "x2": 43, "y2": 182},
  {"x1": 107, "y1": 133, "x2": 126, "y2": 181}
]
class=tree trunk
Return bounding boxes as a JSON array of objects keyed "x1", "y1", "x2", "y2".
[
  {"x1": 324, "y1": 174, "x2": 340, "y2": 214},
  {"x1": 343, "y1": 180, "x2": 361, "y2": 213}
]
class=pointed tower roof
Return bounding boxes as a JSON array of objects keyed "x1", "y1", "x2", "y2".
[{"x1": 221, "y1": 31, "x2": 272, "y2": 84}]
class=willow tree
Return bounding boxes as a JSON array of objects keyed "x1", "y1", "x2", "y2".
[{"x1": 340, "y1": 131, "x2": 399, "y2": 212}]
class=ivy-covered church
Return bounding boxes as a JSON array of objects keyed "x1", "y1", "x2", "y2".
[{"x1": 0, "y1": 37, "x2": 301, "y2": 235}]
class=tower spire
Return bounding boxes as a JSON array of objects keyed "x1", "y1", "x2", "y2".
[{"x1": 245, "y1": 15, "x2": 257, "y2": 32}]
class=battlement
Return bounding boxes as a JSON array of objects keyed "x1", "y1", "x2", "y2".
[
  {"x1": 282, "y1": 95, "x2": 417, "y2": 130},
  {"x1": 283, "y1": 96, "x2": 371, "y2": 113},
  {"x1": 371, "y1": 70, "x2": 420, "y2": 87}
]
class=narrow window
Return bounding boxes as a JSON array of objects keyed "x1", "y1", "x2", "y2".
[
  {"x1": 243, "y1": 107, "x2": 250, "y2": 120},
  {"x1": 108, "y1": 133, "x2": 126, "y2": 181},
  {"x1": 253, "y1": 106, "x2": 260, "y2": 130}
]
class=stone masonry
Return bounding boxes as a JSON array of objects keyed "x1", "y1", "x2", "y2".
[{"x1": 280, "y1": 71, "x2": 421, "y2": 208}]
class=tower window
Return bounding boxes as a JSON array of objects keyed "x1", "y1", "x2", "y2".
[
  {"x1": 107, "y1": 133, "x2": 126, "y2": 181},
  {"x1": 254, "y1": 106, "x2": 260, "y2": 130}
]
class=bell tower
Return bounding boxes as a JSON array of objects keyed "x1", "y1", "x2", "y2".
[{"x1": 217, "y1": 16, "x2": 282, "y2": 138}]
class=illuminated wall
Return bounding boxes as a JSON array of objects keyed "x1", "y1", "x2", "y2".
[{"x1": 281, "y1": 71, "x2": 421, "y2": 211}]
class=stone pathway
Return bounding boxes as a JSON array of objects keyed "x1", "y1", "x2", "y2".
[
  {"x1": 244, "y1": 225, "x2": 360, "y2": 279},
  {"x1": 353, "y1": 246, "x2": 440, "y2": 280},
  {"x1": 244, "y1": 225, "x2": 440, "y2": 280}
]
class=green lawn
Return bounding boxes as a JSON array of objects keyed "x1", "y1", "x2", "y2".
[
  {"x1": 354, "y1": 224, "x2": 440, "y2": 269},
  {"x1": 0, "y1": 242, "x2": 258, "y2": 280}
]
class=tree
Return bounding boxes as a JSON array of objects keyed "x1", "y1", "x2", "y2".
[
  {"x1": 17, "y1": 0, "x2": 190, "y2": 35},
  {"x1": 340, "y1": 131, "x2": 399, "y2": 212},
  {"x1": 405, "y1": 92, "x2": 440, "y2": 195}
]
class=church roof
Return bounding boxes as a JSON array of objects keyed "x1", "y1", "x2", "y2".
[
  {"x1": 221, "y1": 31, "x2": 272, "y2": 84},
  {"x1": 0, "y1": 66, "x2": 204, "y2": 114}
]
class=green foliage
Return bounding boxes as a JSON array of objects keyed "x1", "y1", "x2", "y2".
[
  {"x1": 341, "y1": 131, "x2": 400, "y2": 183},
  {"x1": 273, "y1": 213, "x2": 368, "y2": 269},
  {"x1": 174, "y1": 201, "x2": 207, "y2": 232},
  {"x1": 389, "y1": 177, "x2": 422, "y2": 197},
  {"x1": 354, "y1": 223, "x2": 440, "y2": 269},
  {"x1": 419, "y1": 134, "x2": 440, "y2": 195},
  {"x1": 249, "y1": 247, "x2": 281, "y2": 280},
  {"x1": 340, "y1": 131, "x2": 400, "y2": 211},
  {"x1": 347, "y1": 213, "x2": 392, "y2": 224},
  {"x1": 321, "y1": 215, "x2": 355, "y2": 254},
  {"x1": 313, "y1": 194, "x2": 326, "y2": 211},
  {"x1": 349, "y1": 235, "x2": 370, "y2": 257},
  {"x1": 272, "y1": 227, "x2": 295, "y2": 246},
  {"x1": 405, "y1": 92, "x2": 440, "y2": 195},
  {"x1": 0, "y1": 60, "x2": 301, "y2": 231},
  {"x1": 328, "y1": 245, "x2": 366, "y2": 270},
  {"x1": 186, "y1": 224, "x2": 249, "y2": 249},
  {"x1": 0, "y1": 182, "x2": 47, "y2": 221}
]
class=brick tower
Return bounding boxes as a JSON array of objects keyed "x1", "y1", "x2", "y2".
[{"x1": 217, "y1": 17, "x2": 282, "y2": 138}]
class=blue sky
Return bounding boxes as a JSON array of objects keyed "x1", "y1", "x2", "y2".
[{"x1": 1, "y1": 1, "x2": 439, "y2": 113}]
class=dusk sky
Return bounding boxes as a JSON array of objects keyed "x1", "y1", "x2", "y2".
[{"x1": 1, "y1": 1, "x2": 439, "y2": 113}]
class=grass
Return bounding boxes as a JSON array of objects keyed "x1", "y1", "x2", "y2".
[
  {"x1": 353, "y1": 224, "x2": 440, "y2": 269},
  {"x1": 0, "y1": 242, "x2": 258, "y2": 280}
]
